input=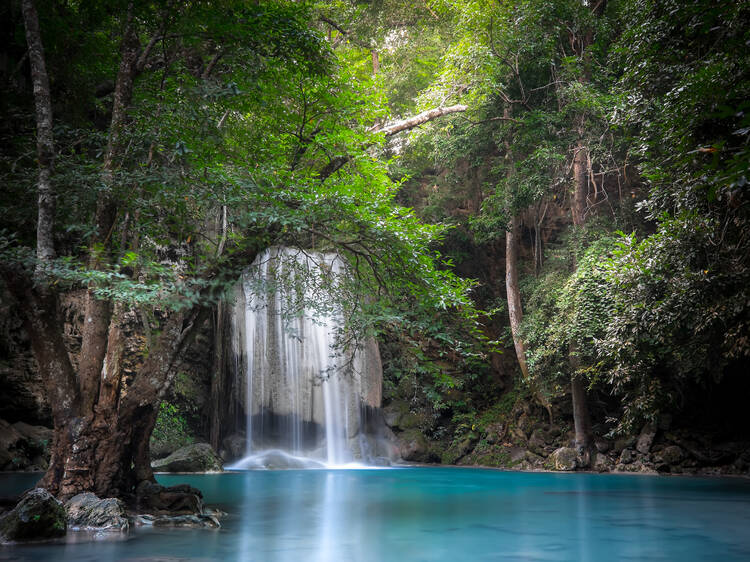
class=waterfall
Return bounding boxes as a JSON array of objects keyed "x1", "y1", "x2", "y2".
[{"x1": 227, "y1": 247, "x2": 394, "y2": 469}]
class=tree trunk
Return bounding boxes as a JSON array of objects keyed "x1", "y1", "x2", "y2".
[
  {"x1": 21, "y1": 0, "x2": 55, "y2": 271},
  {"x1": 371, "y1": 50, "x2": 379, "y2": 75},
  {"x1": 78, "y1": 5, "x2": 140, "y2": 414},
  {"x1": 209, "y1": 303, "x2": 227, "y2": 450},
  {"x1": 506, "y1": 214, "x2": 529, "y2": 380},
  {"x1": 570, "y1": 130, "x2": 593, "y2": 457}
]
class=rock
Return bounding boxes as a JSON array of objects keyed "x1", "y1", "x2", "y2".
[
  {"x1": 371, "y1": 456, "x2": 392, "y2": 467},
  {"x1": 136, "y1": 481, "x2": 203, "y2": 515},
  {"x1": 0, "y1": 488, "x2": 66, "y2": 543},
  {"x1": 516, "y1": 414, "x2": 534, "y2": 438},
  {"x1": 658, "y1": 445, "x2": 684, "y2": 466},
  {"x1": 484, "y1": 423, "x2": 504, "y2": 444},
  {"x1": 594, "y1": 437, "x2": 611, "y2": 453},
  {"x1": 152, "y1": 443, "x2": 223, "y2": 473},
  {"x1": 619, "y1": 448, "x2": 636, "y2": 464},
  {"x1": 636, "y1": 423, "x2": 657, "y2": 454},
  {"x1": 0, "y1": 420, "x2": 53, "y2": 471},
  {"x1": 593, "y1": 452, "x2": 612, "y2": 472},
  {"x1": 382, "y1": 402, "x2": 406, "y2": 429},
  {"x1": 134, "y1": 513, "x2": 220, "y2": 528},
  {"x1": 509, "y1": 447, "x2": 527, "y2": 464},
  {"x1": 550, "y1": 447, "x2": 578, "y2": 471},
  {"x1": 613, "y1": 436, "x2": 636, "y2": 453},
  {"x1": 395, "y1": 429, "x2": 431, "y2": 462},
  {"x1": 65, "y1": 493, "x2": 128, "y2": 531},
  {"x1": 509, "y1": 426, "x2": 528, "y2": 444},
  {"x1": 12, "y1": 422, "x2": 52, "y2": 451},
  {"x1": 220, "y1": 434, "x2": 247, "y2": 461},
  {"x1": 527, "y1": 430, "x2": 549, "y2": 455},
  {"x1": 545, "y1": 425, "x2": 562, "y2": 439}
]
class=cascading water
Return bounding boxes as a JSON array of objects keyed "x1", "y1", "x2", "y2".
[{"x1": 227, "y1": 246, "x2": 395, "y2": 469}]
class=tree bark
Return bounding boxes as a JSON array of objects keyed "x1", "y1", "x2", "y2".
[
  {"x1": 78, "y1": 5, "x2": 140, "y2": 414},
  {"x1": 506, "y1": 214, "x2": 529, "y2": 380},
  {"x1": 209, "y1": 303, "x2": 227, "y2": 450},
  {"x1": 371, "y1": 104, "x2": 468, "y2": 137},
  {"x1": 21, "y1": 0, "x2": 55, "y2": 271}
]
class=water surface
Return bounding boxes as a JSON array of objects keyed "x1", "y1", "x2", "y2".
[{"x1": 2, "y1": 468, "x2": 750, "y2": 561}]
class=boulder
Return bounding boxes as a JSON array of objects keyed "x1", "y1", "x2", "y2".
[
  {"x1": 594, "y1": 437, "x2": 611, "y2": 453},
  {"x1": 152, "y1": 443, "x2": 223, "y2": 473},
  {"x1": 484, "y1": 423, "x2": 505, "y2": 445},
  {"x1": 550, "y1": 447, "x2": 578, "y2": 471},
  {"x1": 636, "y1": 423, "x2": 657, "y2": 454},
  {"x1": 509, "y1": 447, "x2": 527, "y2": 464},
  {"x1": 0, "y1": 488, "x2": 66, "y2": 543},
  {"x1": 135, "y1": 481, "x2": 203, "y2": 515},
  {"x1": 619, "y1": 448, "x2": 636, "y2": 464},
  {"x1": 0, "y1": 420, "x2": 52, "y2": 471},
  {"x1": 527, "y1": 430, "x2": 549, "y2": 455},
  {"x1": 395, "y1": 429, "x2": 431, "y2": 462},
  {"x1": 658, "y1": 445, "x2": 685, "y2": 466},
  {"x1": 613, "y1": 436, "x2": 636, "y2": 453},
  {"x1": 65, "y1": 493, "x2": 128, "y2": 531},
  {"x1": 593, "y1": 452, "x2": 613, "y2": 472}
]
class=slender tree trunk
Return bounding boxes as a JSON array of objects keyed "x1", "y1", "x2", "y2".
[
  {"x1": 371, "y1": 50, "x2": 379, "y2": 75},
  {"x1": 209, "y1": 303, "x2": 227, "y2": 450},
  {"x1": 21, "y1": 0, "x2": 55, "y2": 271},
  {"x1": 570, "y1": 127, "x2": 592, "y2": 455},
  {"x1": 506, "y1": 214, "x2": 529, "y2": 379}
]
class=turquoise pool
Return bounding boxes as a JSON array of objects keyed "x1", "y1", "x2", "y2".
[{"x1": 1, "y1": 468, "x2": 750, "y2": 561}]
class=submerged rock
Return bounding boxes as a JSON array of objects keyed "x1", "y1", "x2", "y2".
[
  {"x1": 65, "y1": 493, "x2": 128, "y2": 531},
  {"x1": 151, "y1": 443, "x2": 223, "y2": 472},
  {"x1": 0, "y1": 488, "x2": 66, "y2": 543},
  {"x1": 134, "y1": 513, "x2": 220, "y2": 528},
  {"x1": 550, "y1": 447, "x2": 578, "y2": 471}
]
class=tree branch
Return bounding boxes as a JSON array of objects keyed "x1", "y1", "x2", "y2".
[{"x1": 370, "y1": 104, "x2": 468, "y2": 137}]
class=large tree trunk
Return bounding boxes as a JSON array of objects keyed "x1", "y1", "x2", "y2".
[{"x1": 78, "y1": 5, "x2": 140, "y2": 414}]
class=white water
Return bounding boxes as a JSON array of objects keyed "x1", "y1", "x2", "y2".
[{"x1": 228, "y1": 247, "x2": 389, "y2": 469}]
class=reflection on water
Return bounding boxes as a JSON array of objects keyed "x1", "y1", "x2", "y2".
[{"x1": 2, "y1": 469, "x2": 750, "y2": 561}]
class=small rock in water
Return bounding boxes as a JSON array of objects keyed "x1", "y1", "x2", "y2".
[
  {"x1": 65, "y1": 492, "x2": 128, "y2": 531},
  {"x1": 0, "y1": 488, "x2": 66, "y2": 543}
]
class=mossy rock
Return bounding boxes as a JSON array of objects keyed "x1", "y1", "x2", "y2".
[
  {"x1": 0, "y1": 489, "x2": 66, "y2": 543},
  {"x1": 151, "y1": 443, "x2": 223, "y2": 472}
]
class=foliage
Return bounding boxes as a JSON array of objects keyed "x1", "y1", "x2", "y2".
[{"x1": 151, "y1": 402, "x2": 194, "y2": 451}]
